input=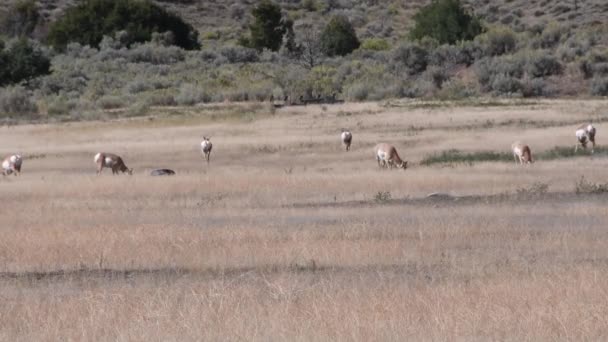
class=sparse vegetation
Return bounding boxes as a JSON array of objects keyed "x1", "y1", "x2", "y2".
[
  {"x1": 374, "y1": 190, "x2": 392, "y2": 202},
  {"x1": 575, "y1": 176, "x2": 608, "y2": 194}
]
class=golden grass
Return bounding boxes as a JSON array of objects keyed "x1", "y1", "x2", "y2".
[{"x1": 1, "y1": 99, "x2": 608, "y2": 340}]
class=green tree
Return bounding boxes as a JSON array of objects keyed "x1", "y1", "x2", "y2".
[
  {"x1": 48, "y1": 0, "x2": 200, "y2": 51},
  {"x1": 319, "y1": 15, "x2": 360, "y2": 57},
  {"x1": 410, "y1": 0, "x2": 483, "y2": 45},
  {"x1": 0, "y1": 38, "x2": 50, "y2": 86},
  {"x1": 248, "y1": 0, "x2": 291, "y2": 52}
]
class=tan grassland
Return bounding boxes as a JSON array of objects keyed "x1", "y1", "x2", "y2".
[{"x1": 1, "y1": 99, "x2": 608, "y2": 340}]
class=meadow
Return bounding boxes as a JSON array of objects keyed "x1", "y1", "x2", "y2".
[{"x1": 1, "y1": 99, "x2": 608, "y2": 340}]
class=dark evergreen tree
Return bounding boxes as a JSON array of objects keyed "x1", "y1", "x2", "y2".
[
  {"x1": 48, "y1": 0, "x2": 200, "y2": 51},
  {"x1": 410, "y1": 0, "x2": 483, "y2": 45},
  {"x1": 319, "y1": 15, "x2": 360, "y2": 57}
]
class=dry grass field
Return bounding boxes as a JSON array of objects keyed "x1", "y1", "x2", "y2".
[{"x1": 2, "y1": 99, "x2": 608, "y2": 340}]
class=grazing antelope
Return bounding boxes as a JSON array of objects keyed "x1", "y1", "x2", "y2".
[
  {"x1": 201, "y1": 137, "x2": 212, "y2": 163},
  {"x1": 341, "y1": 129, "x2": 352, "y2": 151},
  {"x1": 2, "y1": 154, "x2": 22, "y2": 176},
  {"x1": 150, "y1": 169, "x2": 175, "y2": 176},
  {"x1": 575, "y1": 123, "x2": 596, "y2": 153},
  {"x1": 511, "y1": 142, "x2": 533, "y2": 164},
  {"x1": 374, "y1": 143, "x2": 408, "y2": 170},
  {"x1": 94, "y1": 153, "x2": 133, "y2": 175}
]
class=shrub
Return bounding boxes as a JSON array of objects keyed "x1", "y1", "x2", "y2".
[
  {"x1": 126, "y1": 43, "x2": 185, "y2": 64},
  {"x1": 220, "y1": 46, "x2": 259, "y2": 63},
  {"x1": 491, "y1": 74, "x2": 523, "y2": 95},
  {"x1": 537, "y1": 22, "x2": 568, "y2": 49},
  {"x1": 392, "y1": 43, "x2": 428, "y2": 75},
  {"x1": 410, "y1": 0, "x2": 483, "y2": 45},
  {"x1": 0, "y1": 0, "x2": 39, "y2": 37},
  {"x1": 48, "y1": 0, "x2": 200, "y2": 51},
  {"x1": 175, "y1": 83, "x2": 211, "y2": 105},
  {"x1": 590, "y1": 77, "x2": 608, "y2": 96},
  {"x1": 345, "y1": 82, "x2": 371, "y2": 101},
  {"x1": 0, "y1": 85, "x2": 37, "y2": 115},
  {"x1": 475, "y1": 26, "x2": 517, "y2": 56},
  {"x1": 435, "y1": 79, "x2": 479, "y2": 100},
  {"x1": 475, "y1": 55, "x2": 525, "y2": 90},
  {"x1": 526, "y1": 53, "x2": 562, "y2": 77},
  {"x1": 429, "y1": 44, "x2": 472, "y2": 67},
  {"x1": 96, "y1": 95, "x2": 129, "y2": 110},
  {"x1": 575, "y1": 176, "x2": 608, "y2": 194},
  {"x1": 360, "y1": 38, "x2": 390, "y2": 51},
  {"x1": 320, "y1": 15, "x2": 360, "y2": 57},
  {"x1": 0, "y1": 38, "x2": 51, "y2": 87},
  {"x1": 522, "y1": 77, "x2": 549, "y2": 97}
]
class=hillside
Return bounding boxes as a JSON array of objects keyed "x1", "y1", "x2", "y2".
[
  {"x1": 1, "y1": 0, "x2": 608, "y2": 122},
  {"x1": 2, "y1": 0, "x2": 607, "y2": 44}
]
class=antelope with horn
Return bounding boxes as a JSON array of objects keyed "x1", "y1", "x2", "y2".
[
  {"x1": 201, "y1": 136, "x2": 212, "y2": 163},
  {"x1": 341, "y1": 129, "x2": 352, "y2": 151},
  {"x1": 2, "y1": 154, "x2": 22, "y2": 176},
  {"x1": 94, "y1": 153, "x2": 133, "y2": 175},
  {"x1": 374, "y1": 143, "x2": 408, "y2": 170},
  {"x1": 575, "y1": 123, "x2": 596, "y2": 153},
  {"x1": 511, "y1": 142, "x2": 533, "y2": 164}
]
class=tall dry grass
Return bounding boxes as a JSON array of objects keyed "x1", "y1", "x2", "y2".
[{"x1": 1, "y1": 99, "x2": 608, "y2": 340}]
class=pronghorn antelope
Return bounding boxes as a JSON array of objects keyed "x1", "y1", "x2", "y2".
[
  {"x1": 341, "y1": 129, "x2": 352, "y2": 151},
  {"x1": 201, "y1": 137, "x2": 212, "y2": 163},
  {"x1": 511, "y1": 141, "x2": 533, "y2": 164},
  {"x1": 575, "y1": 123, "x2": 596, "y2": 153},
  {"x1": 2, "y1": 154, "x2": 22, "y2": 176},
  {"x1": 94, "y1": 153, "x2": 133, "y2": 175},
  {"x1": 374, "y1": 143, "x2": 408, "y2": 170}
]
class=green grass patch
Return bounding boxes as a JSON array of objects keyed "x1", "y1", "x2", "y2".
[
  {"x1": 421, "y1": 146, "x2": 608, "y2": 166},
  {"x1": 420, "y1": 149, "x2": 512, "y2": 166},
  {"x1": 384, "y1": 98, "x2": 540, "y2": 110}
]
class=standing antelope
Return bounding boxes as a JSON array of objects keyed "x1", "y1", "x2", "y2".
[
  {"x1": 201, "y1": 137, "x2": 212, "y2": 163},
  {"x1": 94, "y1": 153, "x2": 133, "y2": 175},
  {"x1": 575, "y1": 123, "x2": 596, "y2": 153},
  {"x1": 341, "y1": 129, "x2": 352, "y2": 151},
  {"x1": 374, "y1": 143, "x2": 408, "y2": 170},
  {"x1": 2, "y1": 154, "x2": 22, "y2": 176},
  {"x1": 511, "y1": 142, "x2": 533, "y2": 164}
]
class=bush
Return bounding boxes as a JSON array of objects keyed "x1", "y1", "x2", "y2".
[
  {"x1": 320, "y1": 15, "x2": 360, "y2": 57},
  {"x1": 475, "y1": 26, "x2": 517, "y2": 56},
  {"x1": 48, "y1": 0, "x2": 200, "y2": 51},
  {"x1": 0, "y1": 85, "x2": 37, "y2": 115},
  {"x1": 392, "y1": 43, "x2": 428, "y2": 75},
  {"x1": 526, "y1": 53, "x2": 562, "y2": 77},
  {"x1": 0, "y1": 38, "x2": 51, "y2": 87},
  {"x1": 360, "y1": 38, "x2": 390, "y2": 51},
  {"x1": 474, "y1": 55, "x2": 525, "y2": 90},
  {"x1": 220, "y1": 46, "x2": 259, "y2": 63},
  {"x1": 590, "y1": 77, "x2": 608, "y2": 96},
  {"x1": 429, "y1": 44, "x2": 472, "y2": 67},
  {"x1": 175, "y1": 83, "x2": 211, "y2": 105},
  {"x1": 0, "y1": 0, "x2": 39, "y2": 37},
  {"x1": 522, "y1": 77, "x2": 549, "y2": 97},
  {"x1": 410, "y1": 0, "x2": 483, "y2": 45},
  {"x1": 491, "y1": 74, "x2": 523, "y2": 95},
  {"x1": 537, "y1": 22, "x2": 568, "y2": 49}
]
